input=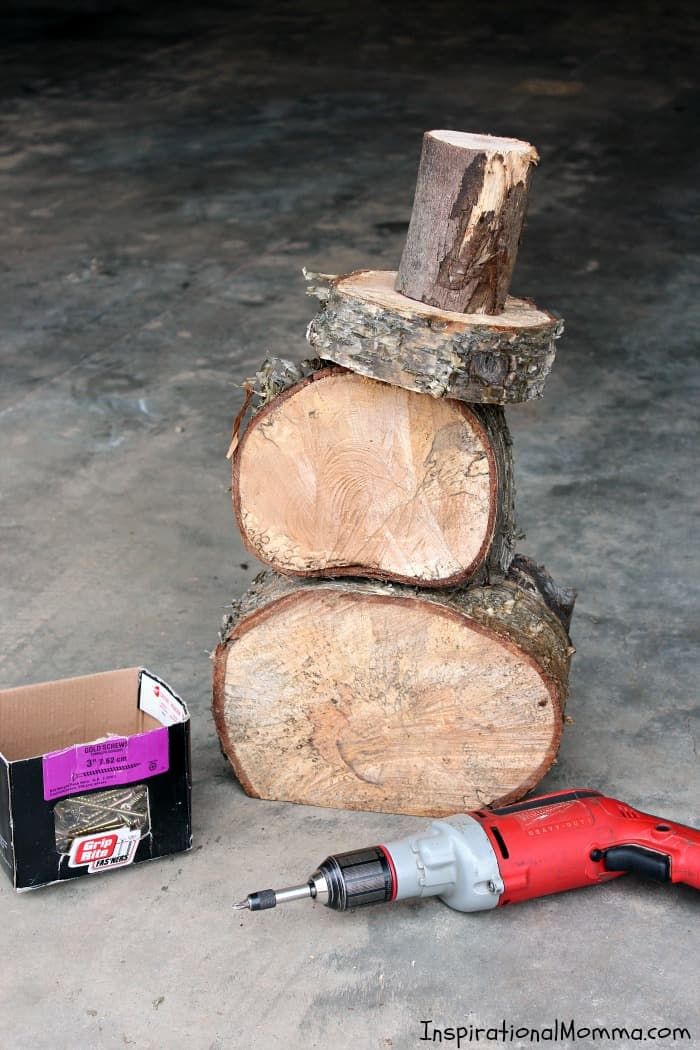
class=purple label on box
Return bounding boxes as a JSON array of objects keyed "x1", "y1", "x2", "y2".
[{"x1": 42, "y1": 728, "x2": 169, "y2": 801}]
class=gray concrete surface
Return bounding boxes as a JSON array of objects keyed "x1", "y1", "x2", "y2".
[{"x1": 0, "y1": 3, "x2": 698, "y2": 1048}]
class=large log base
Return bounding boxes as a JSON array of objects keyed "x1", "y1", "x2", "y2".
[
  {"x1": 306, "y1": 269, "x2": 563, "y2": 404},
  {"x1": 212, "y1": 557, "x2": 575, "y2": 817}
]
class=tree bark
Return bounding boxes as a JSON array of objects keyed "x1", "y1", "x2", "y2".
[
  {"x1": 306, "y1": 270, "x2": 562, "y2": 404},
  {"x1": 212, "y1": 561, "x2": 575, "y2": 817},
  {"x1": 232, "y1": 365, "x2": 515, "y2": 587},
  {"x1": 396, "y1": 130, "x2": 539, "y2": 314}
]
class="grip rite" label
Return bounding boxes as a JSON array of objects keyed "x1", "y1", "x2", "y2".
[{"x1": 67, "y1": 826, "x2": 141, "y2": 873}]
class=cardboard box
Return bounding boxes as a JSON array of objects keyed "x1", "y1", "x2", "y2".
[{"x1": 0, "y1": 667, "x2": 192, "y2": 890}]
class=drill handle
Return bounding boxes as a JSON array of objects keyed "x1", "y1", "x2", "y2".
[
  {"x1": 670, "y1": 841, "x2": 700, "y2": 891},
  {"x1": 598, "y1": 814, "x2": 700, "y2": 891}
]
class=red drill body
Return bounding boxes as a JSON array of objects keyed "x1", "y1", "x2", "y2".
[
  {"x1": 472, "y1": 789, "x2": 700, "y2": 906},
  {"x1": 234, "y1": 789, "x2": 700, "y2": 915}
]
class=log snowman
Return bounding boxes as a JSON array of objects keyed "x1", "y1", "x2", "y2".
[{"x1": 214, "y1": 130, "x2": 575, "y2": 816}]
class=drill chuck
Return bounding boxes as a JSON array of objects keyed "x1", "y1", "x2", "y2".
[{"x1": 312, "y1": 846, "x2": 395, "y2": 910}]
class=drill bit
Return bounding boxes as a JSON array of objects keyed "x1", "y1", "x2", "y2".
[{"x1": 234, "y1": 883, "x2": 314, "y2": 911}]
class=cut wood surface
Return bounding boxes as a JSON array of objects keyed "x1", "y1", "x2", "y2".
[
  {"x1": 212, "y1": 559, "x2": 575, "y2": 817},
  {"x1": 306, "y1": 270, "x2": 562, "y2": 404},
  {"x1": 233, "y1": 366, "x2": 514, "y2": 586},
  {"x1": 396, "y1": 130, "x2": 539, "y2": 314}
]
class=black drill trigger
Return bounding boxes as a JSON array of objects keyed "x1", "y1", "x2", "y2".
[{"x1": 602, "y1": 845, "x2": 670, "y2": 882}]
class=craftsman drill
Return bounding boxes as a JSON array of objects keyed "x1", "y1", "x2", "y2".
[{"x1": 234, "y1": 789, "x2": 700, "y2": 915}]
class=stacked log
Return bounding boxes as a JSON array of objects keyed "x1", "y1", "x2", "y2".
[
  {"x1": 395, "y1": 130, "x2": 539, "y2": 314},
  {"x1": 233, "y1": 365, "x2": 515, "y2": 587},
  {"x1": 214, "y1": 129, "x2": 574, "y2": 816},
  {"x1": 213, "y1": 558, "x2": 574, "y2": 816},
  {"x1": 306, "y1": 269, "x2": 562, "y2": 404}
]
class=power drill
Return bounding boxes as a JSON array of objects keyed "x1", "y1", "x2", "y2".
[{"x1": 234, "y1": 789, "x2": 700, "y2": 915}]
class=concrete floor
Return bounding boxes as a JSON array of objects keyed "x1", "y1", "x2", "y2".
[{"x1": 1, "y1": 2, "x2": 698, "y2": 1047}]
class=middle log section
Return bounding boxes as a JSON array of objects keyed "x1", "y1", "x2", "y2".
[{"x1": 233, "y1": 367, "x2": 515, "y2": 587}]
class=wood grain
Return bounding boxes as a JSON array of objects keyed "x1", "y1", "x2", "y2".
[
  {"x1": 233, "y1": 368, "x2": 514, "y2": 586},
  {"x1": 212, "y1": 564, "x2": 575, "y2": 816}
]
